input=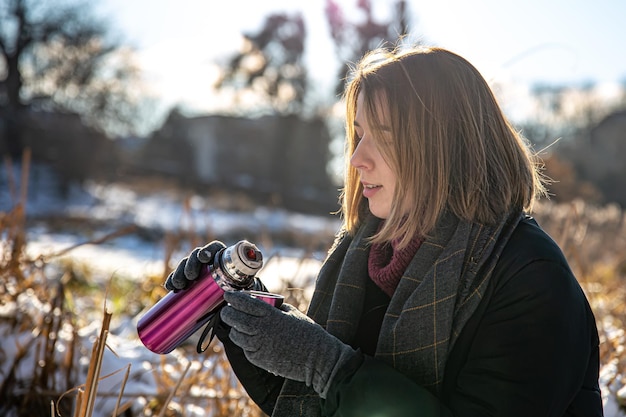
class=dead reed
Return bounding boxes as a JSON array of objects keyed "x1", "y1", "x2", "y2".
[
  {"x1": 1, "y1": 157, "x2": 625, "y2": 415},
  {"x1": 534, "y1": 199, "x2": 626, "y2": 407},
  {"x1": 0, "y1": 156, "x2": 269, "y2": 416}
]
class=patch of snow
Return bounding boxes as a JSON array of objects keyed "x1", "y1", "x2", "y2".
[{"x1": 1, "y1": 165, "x2": 623, "y2": 416}]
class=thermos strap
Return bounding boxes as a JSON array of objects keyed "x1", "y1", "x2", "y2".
[{"x1": 197, "y1": 310, "x2": 222, "y2": 353}]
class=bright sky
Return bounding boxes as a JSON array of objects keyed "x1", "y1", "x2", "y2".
[{"x1": 97, "y1": 0, "x2": 625, "y2": 119}]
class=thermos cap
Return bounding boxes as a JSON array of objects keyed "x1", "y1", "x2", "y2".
[{"x1": 221, "y1": 240, "x2": 263, "y2": 279}]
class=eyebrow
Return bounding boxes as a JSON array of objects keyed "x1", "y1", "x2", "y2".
[{"x1": 354, "y1": 120, "x2": 392, "y2": 133}]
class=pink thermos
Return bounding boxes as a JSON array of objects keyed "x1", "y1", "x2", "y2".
[{"x1": 137, "y1": 240, "x2": 283, "y2": 354}]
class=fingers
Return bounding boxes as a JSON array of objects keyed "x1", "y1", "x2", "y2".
[
  {"x1": 280, "y1": 303, "x2": 301, "y2": 314},
  {"x1": 220, "y1": 305, "x2": 260, "y2": 336},
  {"x1": 197, "y1": 241, "x2": 226, "y2": 263},
  {"x1": 165, "y1": 241, "x2": 226, "y2": 291},
  {"x1": 164, "y1": 272, "x2": 176, "y2": 291},
  {"x1": 166, "y1": 257, "x2": 190, "y2": 290},
  {"x1": 223, "y1": 291, "x2": 273, "y2": 317},
  {"x1": 184, "y1": 248, "x2": 204, "y2": 280},
  {"x1": 229, "y1": 327, "x2": 261, "y2": 352}
]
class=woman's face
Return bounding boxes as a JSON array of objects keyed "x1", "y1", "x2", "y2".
[{"x1": 350, "y1": 92, "x2": 396, "y2": 219}]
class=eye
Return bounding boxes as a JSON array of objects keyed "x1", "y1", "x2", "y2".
[{"x1": 354, "y1": 127, "x2": 364, "y2": 142}]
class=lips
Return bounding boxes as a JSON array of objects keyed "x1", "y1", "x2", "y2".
[
  {"x1": 362, "y1": 182, "x2": 381, "y2": 198},
  {"x1": 362, "y1": 181, "x2": 381, "y2": 189}
]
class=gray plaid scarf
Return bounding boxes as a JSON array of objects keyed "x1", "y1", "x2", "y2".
[{"x1": 271, "y1": 210, "x2": 522, "y2": 417}]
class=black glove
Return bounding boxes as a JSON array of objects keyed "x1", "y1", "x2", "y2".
[
  {"x1": 214, "y1": 309, "x2": 284, "y2": 415},
  {"x1": 164, "y1": 240, "x2": 226, "y2": 291},
  {"x1": 220, "y1": 291, "x2": 363, "y2": 399}
]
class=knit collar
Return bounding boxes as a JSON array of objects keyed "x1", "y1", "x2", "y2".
[{"x1": 368, "y1": 233, "x2": 424, "y2": 297}]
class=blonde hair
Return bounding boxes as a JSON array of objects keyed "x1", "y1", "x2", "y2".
[{"x1": 340, "y1": 46, "x2": 546, "y2": 248}]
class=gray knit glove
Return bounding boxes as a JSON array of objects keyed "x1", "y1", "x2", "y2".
[
  {"x1": 220, "y1": 290, "x2": 362, "y2": 398},
  {"x1": 164, "y1": 241, "x2": 226, "y2": 290}
]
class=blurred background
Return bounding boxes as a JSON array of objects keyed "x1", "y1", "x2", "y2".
[
  {"x1": 2, "y1": 0, "x2": 625, "y2": 213},
  {"x1": 1, "y1": 0, "x2": 626, "y2": 416}
]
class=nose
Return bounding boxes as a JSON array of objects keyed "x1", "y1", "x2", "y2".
[{"x1": 350, "y1": 136, "x2": 372, "y2": 170}]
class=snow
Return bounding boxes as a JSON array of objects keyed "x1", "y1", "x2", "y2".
[
  {"x1": 1, "y1": 164, "x2": 624, "y2": 416},
  {"x1": 1, "y1": 165, "x2": 336, "y2": 416}
]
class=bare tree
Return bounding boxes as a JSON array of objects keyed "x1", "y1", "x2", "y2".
[
  {"x1": 325, "y1": 0, "x2": 412, "y2": 95},
  {"x1": 214, "y1": 12, "x2": 307, "y2": 115},
  {"x1": 0, "y1": 0, "x2": 144, "y2": 156}
]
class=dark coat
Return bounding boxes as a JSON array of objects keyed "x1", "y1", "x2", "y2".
[{"x1": 219, "y1": 217, "x2": 603, "y2": 416}]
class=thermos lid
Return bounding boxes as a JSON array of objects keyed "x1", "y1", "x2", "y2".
[{"x1": 221, "y1": 240, "x2": 263, "y2": 280}]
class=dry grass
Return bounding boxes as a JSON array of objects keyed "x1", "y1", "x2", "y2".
[
  {"x1": 534, "y1": 199, "x2": 626, "y2": 405},
  {"x1": 1, "y1": 158, "x2": 625, "y2": 415},
  {"x1": 0, "y1": 157, "x2": 268, "y2": 416}
]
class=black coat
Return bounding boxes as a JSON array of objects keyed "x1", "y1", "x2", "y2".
[{"x1": 219, "y1": 217, "x2": 603, "y2": 416}]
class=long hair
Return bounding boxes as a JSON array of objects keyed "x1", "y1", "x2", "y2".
[{"x1": 341, "y1": 46, "x2": 546, "y2": 248}]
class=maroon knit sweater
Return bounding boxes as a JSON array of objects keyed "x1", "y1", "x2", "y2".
[{"x1": 367, "y1": 235, "x2": 424, "y2": 297}]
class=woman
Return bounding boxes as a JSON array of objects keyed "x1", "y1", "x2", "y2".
[{"x1": 166, "y1": 46, "x2": 602, "y2": 416}]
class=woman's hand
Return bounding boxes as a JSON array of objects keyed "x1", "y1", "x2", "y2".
[
  {"x1": 164, "y1": 241, "x2": 226, "y2": 290},
  {"x1": 220, "y1": 291, "x2": 362, "y2": 398}
]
